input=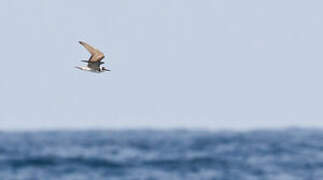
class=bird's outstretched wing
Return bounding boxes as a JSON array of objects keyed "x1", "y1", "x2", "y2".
[{"x1": 79, "y1": 41, "x2": 105, "y2": 63}]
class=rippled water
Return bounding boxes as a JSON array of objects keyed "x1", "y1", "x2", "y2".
[{"x1": 0, "y1": 129, "x2": 322, "y2": 179}]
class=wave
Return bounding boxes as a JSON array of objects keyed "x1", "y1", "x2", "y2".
[
  {"x1": 1, "y1": 155, "x2": 221, "y2": 170},
  {"x1": 1, "y1": 156, "x2": 125, "y2": 169}
]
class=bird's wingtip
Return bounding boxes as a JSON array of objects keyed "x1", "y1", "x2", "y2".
[{"x1": 79, "y1": 41, "x2": 84, "y2": 44}]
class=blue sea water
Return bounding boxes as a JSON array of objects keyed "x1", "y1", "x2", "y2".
[{"x1": 0, "y1": 129, "x2": 322, "y2": 180}]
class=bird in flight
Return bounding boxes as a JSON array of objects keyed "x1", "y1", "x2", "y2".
[{"x1": 75, "y1": 41, "x2": 110, "y2": 73}]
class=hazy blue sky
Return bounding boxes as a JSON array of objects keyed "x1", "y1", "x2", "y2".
[{"x1": 1, "y1": 0, "x2": 323, "y2": 130}]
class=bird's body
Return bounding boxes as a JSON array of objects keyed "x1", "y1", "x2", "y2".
[
  {"x1": 76, "y1": 41, "x2": 110, "y2": 73},
  {"x1": 75, "y1": 66, "x2": 106, "y2": 73}
]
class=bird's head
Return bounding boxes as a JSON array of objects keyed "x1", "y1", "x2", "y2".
[{"x1": 101, "y1": 67, "x2": 110, "y2": 71}]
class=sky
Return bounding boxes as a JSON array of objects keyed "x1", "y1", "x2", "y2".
[{"x1": 1, "y1": 0, "x2": 323, "y2": 130}]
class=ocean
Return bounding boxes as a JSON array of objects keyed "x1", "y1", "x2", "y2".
[{"x1": 0, "y1": 129, "x2": 322, "y2": 180}]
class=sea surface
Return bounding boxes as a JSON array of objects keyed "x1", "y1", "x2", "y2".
[{"x1": 0, "y1": 129, "x2": 322, "y2": 180}]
